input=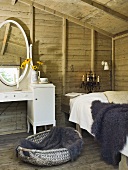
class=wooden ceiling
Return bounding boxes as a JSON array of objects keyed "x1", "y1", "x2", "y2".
[{"x1": 14, "y1": 0, "x2": 128, "y2": 38}]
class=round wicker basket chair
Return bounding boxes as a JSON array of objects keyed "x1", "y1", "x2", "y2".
[{"x1": 16, "y1": 127, "x2": 83, "y2": 166}]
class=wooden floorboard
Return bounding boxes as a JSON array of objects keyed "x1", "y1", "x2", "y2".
[{"x1": 0, "y1": 130, "x2": 118, "y2": 170}]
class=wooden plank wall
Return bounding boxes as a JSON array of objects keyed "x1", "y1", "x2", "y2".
[
  {"x1": 114, "y1": 36, "x2": 128, "y2": 90},
  {"x1": 66, "y1": 22, "x2": 91, "y2": 93},
  {"x1": 66, "y1": 23, "x2": 112, "y2": 93},
  {"x1": 95, "y1": 33, "x2": 112, "y2": 91},
  {"x1": 0, "y1": 101, "x2": 27, "y2": 135},
  {"x1": 0, "y1": 0, "x2": 112, "y2": 133}
]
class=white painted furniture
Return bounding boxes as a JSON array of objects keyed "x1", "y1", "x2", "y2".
[
  {"x1": 0, "y1": 83, "x2": 55, "y2": 134},
  {"x1": 0, "y1": 90, "x2": 33, "y2": 102},
  {"x1": 27, "y1": 83, "x2": 56, "y2": 134}
]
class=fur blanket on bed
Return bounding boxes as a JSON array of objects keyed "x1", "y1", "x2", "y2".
[
  {"x1": 18, "y1": 127, "x2": 84, "y2": 161},
  {"x1": 91, "y1": 100, "x2": 128, "y2": 165}
]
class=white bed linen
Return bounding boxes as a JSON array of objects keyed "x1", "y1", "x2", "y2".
[{"x1": 69, "y1": 92, "x2": 108, "y2": 134}]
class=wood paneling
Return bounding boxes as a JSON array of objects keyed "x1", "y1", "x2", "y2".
[
  {"x1": 0, "y1": 101, "x2": 27, "y2": 134},
  {"x1": 27, "y1": 0, "x2": 128, "y2": 36},
  {"x1": 95, "y1": 32, "x2": 112, "y2": 91},
  {"x1": 115, "y1": 36, "x2": 128, "y2": 90},
  {"x1": 66, "y1": 23, "x2": 112, "y2": 93}
]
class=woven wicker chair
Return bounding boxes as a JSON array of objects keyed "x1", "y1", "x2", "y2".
[{"x1": 16, "y1": 129, "x2": 82, "y2": 166}]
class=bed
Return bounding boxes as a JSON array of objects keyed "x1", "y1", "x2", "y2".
[{"x1": 69, "y1": 91, "x2": 128, "y2": 168}]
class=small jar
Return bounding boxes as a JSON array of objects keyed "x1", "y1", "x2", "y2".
[{"x1": 31, "y1": 70, "x2": 39, "y2": 83}]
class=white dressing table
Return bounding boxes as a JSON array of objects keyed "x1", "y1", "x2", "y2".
[{"x1": 0, "y1": 83, "x2": 56, "y2": 134}]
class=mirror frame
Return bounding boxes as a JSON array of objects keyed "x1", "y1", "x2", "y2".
[{"x1": 0, "y1": 19, "x2": 29, "y2": 86}]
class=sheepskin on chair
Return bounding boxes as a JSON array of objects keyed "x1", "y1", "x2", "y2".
[{"x1": 16, "y1": 127, "x2": 84, "y2": 166}]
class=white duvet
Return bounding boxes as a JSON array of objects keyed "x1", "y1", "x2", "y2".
[{"x1": 69, "y1": 92, "x2": 108, "y2": 134}]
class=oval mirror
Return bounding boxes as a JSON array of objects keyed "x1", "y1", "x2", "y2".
[{"x1": 0, "y1": 20, "x2": 29, "y2": 86}]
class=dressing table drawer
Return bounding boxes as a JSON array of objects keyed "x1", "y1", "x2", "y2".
[{"x1": 0, "y1": 91, "x2": 33, "y2": 102}]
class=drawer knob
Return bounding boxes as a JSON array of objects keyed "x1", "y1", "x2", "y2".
[{"x1": 35, "y1": 98, "x2": 37, "y2": 100}]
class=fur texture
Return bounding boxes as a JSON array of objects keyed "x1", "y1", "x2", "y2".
[{"x1": 91, "y1": 100, "x2": 128, "y2": 165}]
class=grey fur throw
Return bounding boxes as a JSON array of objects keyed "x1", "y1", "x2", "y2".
[
  {"x1": 18, "y1": 127, "x2": 84, "y2": 161},
  {"x1": 91, "y1": 100, "x2": 128, "y2": 165}
]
